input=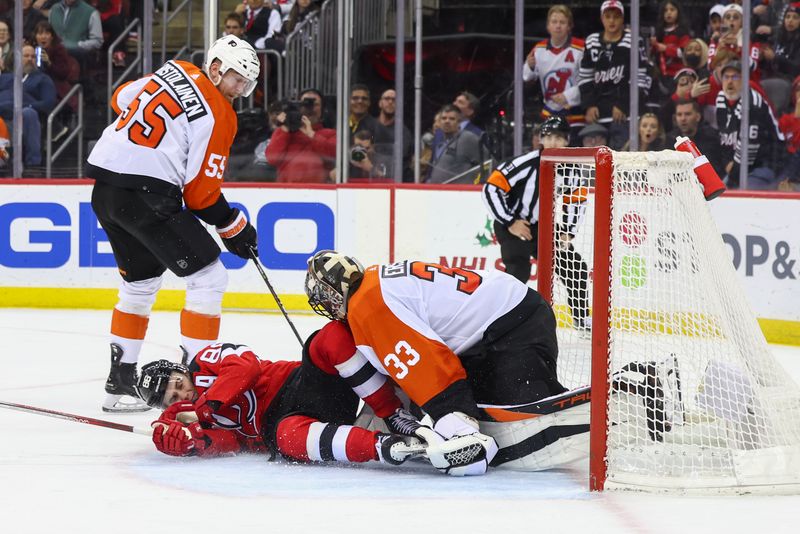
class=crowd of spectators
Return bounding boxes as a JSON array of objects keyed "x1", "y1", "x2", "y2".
[
  {"x1": 0, "y1": 0, "x2": 134, "y2": 172},
  {"x1": 251, "y1": 0, "x2": 800, "y2": 190},
  {"x1": 518, "y1": 0, "x2": 800, "y2": 191},
  {"x1": 0, "y1": 0, "x2": 799, "y2": 190}
]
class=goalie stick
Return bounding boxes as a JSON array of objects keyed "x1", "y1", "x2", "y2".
[{"x1": 0, "y1": 400, "x2": 152, "y2": 436}]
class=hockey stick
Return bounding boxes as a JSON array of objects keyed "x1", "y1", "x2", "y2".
[
  {"x1": 0, "y1": 400, "x2": 152, "y2": 436},
  {"x1": 249, "y1": 246, "x2": 304, "y2": 347}
]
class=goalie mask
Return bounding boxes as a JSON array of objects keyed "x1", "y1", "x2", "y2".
[
  {"x1": 135, "y1": 359, "x2": 190, "y2": 408},
  {"x1": 305, "y1": 250, "x2": 364, "y2": 320}
]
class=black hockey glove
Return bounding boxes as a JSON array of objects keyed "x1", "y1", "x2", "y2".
[{"x1": 216, "y1": 208, "x2": 258, "y2": 259}]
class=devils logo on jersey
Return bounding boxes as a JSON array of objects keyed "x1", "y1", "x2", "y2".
[
  {"x1": 543, "y1": 69, "x2": 573, "y2": 99},
  {"x1": 208, "y1": 389, "x2": 260, "y2": 437}
]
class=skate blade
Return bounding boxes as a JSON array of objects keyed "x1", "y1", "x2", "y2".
[{"x1": 102, "y1": 394, "x2": 151, "y2": 413}]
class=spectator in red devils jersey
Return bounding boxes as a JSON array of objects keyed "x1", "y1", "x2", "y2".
[
  {"x1": 86, "y1": 35, "x2": 261, "y2": 413},
  {"x1": 650, "y1": 0, "x2": 691, "y2": 82},
  {"x1": 137, "y1": 321, "x2": 426, "y2": 467},
  {"x1": 522, "y1": 4, "x2": 585, "y2": 135},
  {"x1": 304, "y1": 249, "x2": 571, "y2": 476},
  {"x1": 708, "y1": 4, "x2": 765, "y2": 83}
]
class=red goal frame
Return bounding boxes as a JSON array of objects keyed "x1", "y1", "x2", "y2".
[{"x1": 538, "y1": 147, "x2": 614, "y2": 491}]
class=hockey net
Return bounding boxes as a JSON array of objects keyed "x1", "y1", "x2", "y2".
[{"x1": 538, "y1": 147, "x2": 800, "y2": 493}]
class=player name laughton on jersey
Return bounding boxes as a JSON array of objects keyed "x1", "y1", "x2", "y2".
[{"x1": 154, "y1": 61, "x2": 209, "y2": 122}]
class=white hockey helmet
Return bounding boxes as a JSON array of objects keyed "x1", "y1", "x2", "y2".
[
  {"x1": 204, "y1": 35, "x2": 260, "y2": 97},
  {"x1": 305, "y1": 250, "x2": 364, "y2": 320}
]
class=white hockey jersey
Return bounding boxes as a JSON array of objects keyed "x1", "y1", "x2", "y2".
[
  {"x1": 522, "y1": 37, "x2": 585, "y2": 123},
  {"x1": 87, "y1": 60, "x2": 237, "y2": 212},
  {"x1": 347, "y1": 261, "x2": 528, "y2": 408}
]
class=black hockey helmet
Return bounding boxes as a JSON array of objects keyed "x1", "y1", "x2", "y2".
[
  {"x1": 540, "y1": 115, "x2": 570, "y2": 139},
  {"x1": 305, "y1": 250, "x2": 364, "y2": 320},
  {"x1": 135, "y1": 359, "x2": 190, "y2": 408}
]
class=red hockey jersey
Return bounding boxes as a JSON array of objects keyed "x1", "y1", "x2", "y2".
[{"x1": 187, "y1": 343, "x2": 299, "y2": 451}]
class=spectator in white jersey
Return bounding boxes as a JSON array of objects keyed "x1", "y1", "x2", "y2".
[
  {"x1": 578, "y1": 0, "x2": 653, "y2": 150},
  {"x1": 482, "y1": 115, "x2": 591, "y2": 330},
  {"x1": 85, "y1": 35, "x2": 261, "y2": 412},
  {"x1": 523, "y1": 4, "x2": 585, "y2": 135}
]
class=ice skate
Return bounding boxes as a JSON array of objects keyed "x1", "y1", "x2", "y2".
[
  {"x1": 102, "y1": 343, "x2": 150, "y2": 413},
  {"x1": 375, "y1": 433, "x2": 427, "y2": 465}
]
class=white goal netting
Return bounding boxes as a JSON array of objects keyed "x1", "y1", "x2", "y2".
[{"x1": 545, "y1": 149, "x2": 800, "y2": 492}]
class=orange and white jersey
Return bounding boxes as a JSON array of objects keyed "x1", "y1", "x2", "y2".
[
  {"x1": 87, "y1": 60, "x2": 237, "y2": 211},
  {"x1": 347, "y1": 261, "x2": 528, "y2": 408}
]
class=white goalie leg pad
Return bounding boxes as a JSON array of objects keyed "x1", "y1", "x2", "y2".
[
  {"x1": 116, "y1": 276, "x2": 163, "y2": 316},
  {"x1": 479, "y1": 400, "x2": 590, "y2": 471},
  {"x1": 183, "y1": 259, "x2": 228, "y2": 316}
]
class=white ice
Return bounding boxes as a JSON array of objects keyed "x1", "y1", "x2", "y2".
[{"x1": 1, "y1": 308, "x2": 799, "y2": 534}]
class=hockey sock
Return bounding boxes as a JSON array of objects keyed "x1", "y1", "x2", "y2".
[
  {"x1": 275, "y1": 415, "x2": 380, "y2": 463},
  {"x1": 110, "y1": 308, "x2": 149, "y2": 364},
  {"x1": 180, "y1": 309, "x2": 221, "y2": 360}
]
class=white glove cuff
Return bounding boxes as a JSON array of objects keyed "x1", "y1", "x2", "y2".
[
  {"x1": 216, "y1": 210, "x2": 247, "y2": 238},
  {"x1": 434, "y1": 412, "x2": 480, "y2": 440}
]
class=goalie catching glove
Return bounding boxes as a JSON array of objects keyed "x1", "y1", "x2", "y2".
[
  {"x1": 416, "y1": 412, "x2": 499, "y2": 476},
  {"x1": 216, "y1": 208, "x2": 258, "y2": 259}
]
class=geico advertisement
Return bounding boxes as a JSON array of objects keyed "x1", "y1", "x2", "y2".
[
  {"x1": 0, "y1": 185, "x2": 337, "y2": 294},
  {"x1": 1, "y1": 184, "x2": 798, "y2": 323}
]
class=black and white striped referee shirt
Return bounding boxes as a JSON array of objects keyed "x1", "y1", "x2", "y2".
[{"x1": 482, "y1": 149, "x2": 541, "y2": 226}]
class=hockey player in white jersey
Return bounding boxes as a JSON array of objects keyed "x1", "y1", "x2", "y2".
[
  {"x1": 304, "y1": 250, "x2": 577, "y2": 475},
  {"x1": 86, "y1": 35, "x2": 261, "y2": 412}
]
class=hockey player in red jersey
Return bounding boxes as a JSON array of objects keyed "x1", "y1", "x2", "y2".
[
  {"x1": 87, "y1": 35, "x2": 261, "y2": 413},
  {"x1": 304, "y1": 251, "x2": 572, "y2": 476},
  {"x1": 137, "y1": 321, "x2": 426, "y2": 467}
]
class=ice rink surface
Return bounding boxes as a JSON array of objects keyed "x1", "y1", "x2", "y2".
[{"x1": 1, "y1": 308, "x2": 799, "y2": 534}]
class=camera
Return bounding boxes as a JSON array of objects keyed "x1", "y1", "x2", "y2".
[
  {"x1": 282, "y1": 97, "x2": 316, "y2": 132},
  {"x1": 350, "y1": 145, "x2": 368, "y2": 162}
]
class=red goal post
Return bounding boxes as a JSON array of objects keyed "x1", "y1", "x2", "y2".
[{"x1": 539, "y1": 147, "x2": 613, "y2": 491}]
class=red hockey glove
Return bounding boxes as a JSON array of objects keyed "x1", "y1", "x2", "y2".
[
  {"x1": 151, "y1": 419, "x2": 207, "y2": 457},
  {"x1": 192, "y1": 394, "x2": 217, "y2": 426},
  {"x1": 161, "y1": 400, "x2": 196, "y2": 422},
  {"x1": 216, "y1": 208, "x2": 258, "y2": 259}
]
